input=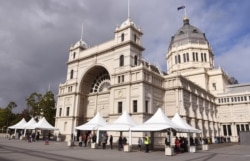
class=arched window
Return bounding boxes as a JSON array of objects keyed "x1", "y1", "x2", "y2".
[
  {"x1": 119, "y1": 55, "x2": 124, "y2": 67},
  {"x1": 121, "y1": 33, "x2": 124, "y2": 42},
  {"x1": 70, "y1": 70, "x2": 74, "y2": 79},
  {"x1": 66, "y1": 107, "x2": 70, "y2": 116},
  {"x1": 193, "y1": 29, "x2": 198, "y2": 33},
  {"x1": 178, "y1": 54, "x2": 181, "y2": 63},
  {"x1": 134, "y1": 56, "x2": 138, "y2": 66},
  {"x1": 179, "y1": 31, "x2": 184, "y2": 35},
  {"x1": 134, "y1": 34, "x2": 137, "y2": 42},
  {"x1": 175, "y1": 55, "x2": 178, "y2": 64},
  {"x1": 118, "y1": 102, "x2": 123, "y2": 113},
  {"x1": 73, "y1": 52, "x2": 76, "y2": 59},
  {"x1": 59, "y1": 108, "x2": 62, "y2": 117},
  {"x1": 192, "y1": 52, "x2": 195, "y2": 61},
  {"x1": 186, "y1": 53, "x2": 189, "y2": 62}
]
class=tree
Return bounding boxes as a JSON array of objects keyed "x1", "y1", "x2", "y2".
[
  {"x1": 39, "y1": 91, "x2": 56, "y2": 125},
  {"x1": 13, "y1": 109, "x2": 31, "y2": 124},
  {"x1": 230, "y1": 77, "x2": 238, "y2": 84},
  {"x1": 26, "y1": 92, "x2": 42, "y2": 118},
  {"x1": 25, "y1": 91, "x2": 56, "y2": 125},
  {"x1": 6, "y1": 101, "x2": 17, "y2": 111},
  {"x1": 0, "y1": 105, "x2": 16, "y2": 128}
]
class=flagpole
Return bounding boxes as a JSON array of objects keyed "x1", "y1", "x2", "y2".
[
  {"x1": 128, "y1": 0, "x2": 130, "y2": 19},
  {"x1": 184, "y1": 6, "x2": 187, "y2": 17},
  {"x1": 81, "y1": 23, "x2": 83, "y2": 41}
]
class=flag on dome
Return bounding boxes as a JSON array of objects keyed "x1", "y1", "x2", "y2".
[{"x1": 177, "y1": 5, "x2": 185, "y2": 11}]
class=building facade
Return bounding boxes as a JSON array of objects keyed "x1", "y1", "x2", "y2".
[{"x1": 55, "y1": 16, "x2": 249, "y2": 143}]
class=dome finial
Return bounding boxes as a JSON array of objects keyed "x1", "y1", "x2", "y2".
[
  {"x1": 183, "y1": 16, "x2": 189, "y2": 25},
  {"x1": 177, "y1": 5, "x2": 189, "y2": 25}
]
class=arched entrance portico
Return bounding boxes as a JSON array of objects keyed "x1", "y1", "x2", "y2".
[{"x1": 78, "y1": 66, "x2": 111, "y2": 125}]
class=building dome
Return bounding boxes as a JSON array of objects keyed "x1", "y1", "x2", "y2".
[
  {"x1": 169, "y1": 17, "x2": 208, "y2": 50},
  {"x1": 73, "y1": 39, "x2": 88, "y2": 49},
  {"x1": 120, "y1": 18, "x2": 137, "y2": 29}
]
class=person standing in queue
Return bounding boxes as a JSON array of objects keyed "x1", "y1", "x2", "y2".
[
  {"x1": 118, "y1": 135, "x2": 123, "y2": 151},
  {"x1": 143, "y1": 134, "x2": 150, "y2": 153},
  {"x1": 109, "y1": 135, "x2": 113, "y2": 149},
  {"x1": 101, "y1": 132, "x2": 107, "y2": 149},
  {"x1": 138, "y1": 137, "x2": 143, "y2": 151}
]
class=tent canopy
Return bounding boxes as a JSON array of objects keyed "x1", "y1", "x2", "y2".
[
  {"x1": 8, "y1": 118, "x2": 27, "y2": 129},
  {"x1": 98, "y1": 111, "x2": 137, "y2": 131},
  {"x1": 20, "y1": 117, "x2": 37, "y2": 129},
  {"x1": 34, "y1": 117, "x2": 58, "y2": 130},
  {"x1": 76, "y1": 112, "x2": 107, "y2": 131},
  {"x1": 171, "y1": 113, "x2": 201, "y2": 133},
  {"x1": 131, "y1": 108, "x2": 184, "y2": 132}
]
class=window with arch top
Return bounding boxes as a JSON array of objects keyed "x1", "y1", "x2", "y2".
[
  {"x1": 121, "y1": 33, "x2": 124, "y2": 42},
  {"x1": 70, "y1": 70, "x2": 74, "y2": 79},
  {"x1": 119, "y1": 55, "x2": 124, "y2": 67},
  {"x1": 134, "y1": 55, "x2": 138, "y2": 66},
  {"x1": 66, "y1": 107, "x2": 70, "y2": 116}
]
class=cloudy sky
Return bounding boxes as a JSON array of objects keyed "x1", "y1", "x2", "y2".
[{"x1": 1, "y1": 0, "x2": 250, "y2": 112}]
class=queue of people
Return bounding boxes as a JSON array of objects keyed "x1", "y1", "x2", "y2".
[
  {"x1": 74, "y1": 131, "x2": 220, "y2": 154},
  {"x1": 76, "y1": 131, "x2": 130, "y2": 151}
]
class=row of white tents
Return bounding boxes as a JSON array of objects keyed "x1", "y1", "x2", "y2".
[
  {"x1": 8, "y1": 117, "x2": 58, "y2": 137},
  {"x1": 8, "y1": 108, "x2": 200, "y2": 143},
  {"x1": 75, "y1": 108, "x2": 201, "y2": 145}
]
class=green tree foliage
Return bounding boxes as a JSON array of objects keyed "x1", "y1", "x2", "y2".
[
  {"x1": 39, "y1": 91, "x2": 56, "y2": 125},
  {"x1": 230, "y1": 77, "x2": 238, "y2": 84},
  {"x1": 26, "y1": 92, "x2": 42, "y2": 118},
  {"x1": 0, "y1": 91, "x2": 56, "y2": 129},
  {"x1": 6, "y1": 101, "x2": 17, "y2": 111},
  {"x1": 13, "y1": 109, "x2": 31, "y2": 124},
  {"x1": 0, "y1": 102, "x2": 18, "y2": 128},
  {"x1": 26, "y1": 91, "x2": 56, "y2": 125}
]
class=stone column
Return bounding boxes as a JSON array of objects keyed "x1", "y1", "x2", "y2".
[
  {"x1": 204, "y1": 120, "x2": 209, "y2": 138},
  {"x1": 190, "y1": 118, "x2": 196, "y2": 138}
]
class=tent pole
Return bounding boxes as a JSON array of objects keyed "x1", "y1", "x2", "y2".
[
  {"x1": 14, "y1": 129, "x2": 17, "y2": 138},
  {"x1": 129, "y1": 130, "x2": 132, "y2": 145},
  {"x1": 24, "y1": 128, "x2": 27, "y2": 137},
  {"x1": 170, "y1": 128, "x2": 172, "y2": 146},
  {"x1": 96, "y1": 129, "x2": 100, "y2": 143},
  {"x1": 188, "y1": 133, "x2": 190, "y2": 152}
]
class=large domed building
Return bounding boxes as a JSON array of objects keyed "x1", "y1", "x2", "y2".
[{"x1": 55, "y1": 14, "x2": 250, "y2": 144}]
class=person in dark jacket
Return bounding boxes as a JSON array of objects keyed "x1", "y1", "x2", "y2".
[
  {"x1": 118, "y1": 135, "x2": 123, "y2": 151},
  {"x1": 109, "y1": 135, "x2": 113, "y2": 149}
]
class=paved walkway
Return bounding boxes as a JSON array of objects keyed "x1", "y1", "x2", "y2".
[{"x1": 0, "y1": 138, "x2": 249, "y2": 161}]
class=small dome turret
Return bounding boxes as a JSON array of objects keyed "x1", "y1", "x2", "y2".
[
  {"x1": 74, "y1": 40, "x2": 88, "y2": 49},
  {"x1": 120, "y1": 18, "x2": 137, "y2": 28}
]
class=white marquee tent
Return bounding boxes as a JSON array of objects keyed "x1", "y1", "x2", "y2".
[
  {"x1": 171, "y1": 113, "x2": 201, "y2": 133},
  {"x1": 8, "y1": 118, "x2": 27, "y2": 137},
  {"x1": 98, "y1": 111, "x2": 138, "y2": 132},
  {"x1": 33, "y1": 117, "x2": 58, "y2": 130},
  {"x1": 21, "y1": 117, "x2": 37, "y2": 130},
  {"x1": 98, "y1": 111, "x2": 138, "y2": 145},
  {"x1": 75, "y1": 112, "x2": 107, "y2": 131},
  {"x1": 130, "y1": 108, "x2": 184, "y2": 132},
  {"x1": 8, "y1": 118, "x2": 27, "y2": 130},
  {"x1": 21, "y1": 117, "x2": 38, "y2": 136}
]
